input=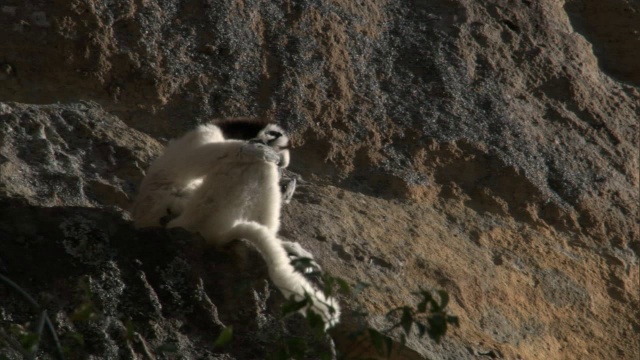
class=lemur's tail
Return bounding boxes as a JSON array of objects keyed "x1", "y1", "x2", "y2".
[{"x1": 226, "y1": 221, "x2": 340, "y2": 329}]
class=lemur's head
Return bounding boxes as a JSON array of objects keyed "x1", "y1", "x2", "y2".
[
  {"x1": 215, "y1": 118, "x2": 289, "y2": 149},
  {"x1": 254, "y1": 124, "x2": 289, "y2": 149}
]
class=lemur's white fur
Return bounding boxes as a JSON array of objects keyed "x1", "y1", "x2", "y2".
[
  {"x1": 132, "y1": 123, "x2": 339, "y2": 328},
  {"x1": 132, "y1": 123, "x2": 296, "y2": 227},
  {"x1": 132, "y1": 124, "x2": 227, "y2": 228}
]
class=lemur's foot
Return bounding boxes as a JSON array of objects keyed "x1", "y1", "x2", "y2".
[{"x1": 282, "y1": 241, "x2": 322, "y2": 274}]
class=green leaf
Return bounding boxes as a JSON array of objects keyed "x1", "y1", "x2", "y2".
[
  {"x1": 335, "y1": 277, "x2": 351, "y2": 295},
  {"x1": 291, "y1": 257, "x2": 316, "y2": 274},
  {"x1": 213, "y1": 326, "x2": 233, "y2": 349},
  {"x1": 65, "y1": 331, "x2": 85, "y2": 347},
  {"x1": 124, "y1": 319, "x2": 135, "y2": 341},
  {"x1": 78, "y1": 276, "x2": 92, "y2": 295},
  {"x1": 286, "y1": 337, "x2": 307, "y2": 358},
  {"x1": 385, "y1": 335, "x2": 395, "y2": 357},
  {"x1": 368, "y1": 329, "x2": 386, "y2": 356},
  {"x1": 366, "y1": 329, "x2": 395, "y2": 357},
  {"x1": 18, "y1": 331, "x2": 39, "y2": 352},
  {"x1": 320, "y1": 353, "x2": 333, "y2": 360},
  {"x1": 322, "y1": 275, "x2": 335, "y2": 296},
  {"x1": 267, "y1": 347, "x2": 287, "y2": 360},
  {"x1": 70, "y1": 301, "x2": 97, "y2": 322},
  {"x1": 306, "y1": 308, "x2": 325, "y2": 333},
  {"x1": 281, "y1": 296, "x2": 309, "y2": 316}
]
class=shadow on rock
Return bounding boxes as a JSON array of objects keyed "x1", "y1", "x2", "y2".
[{"x1": 0, "y1": 197, "x2": 333, "y2": 359}]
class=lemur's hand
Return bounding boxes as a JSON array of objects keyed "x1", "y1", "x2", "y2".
[{"x1": 280, "y1": 177, "x2": 296, "y2": 204}]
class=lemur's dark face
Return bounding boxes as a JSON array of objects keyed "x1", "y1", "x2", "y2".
[
  {"x1": 216, "y1": 118, "x2": 270, "y2": 141},
  {"x1": 256, "y1": 124, "x2": 289, "y2": 149},
  {"x1": 215, "y1": 118, "x2": 289, "y2": 149},
  {"x1": 265, "y1": 130, "x2": 283, "y2": 144}
]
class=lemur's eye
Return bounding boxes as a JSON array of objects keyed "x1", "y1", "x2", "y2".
[{"x1": 266, "y1": 131, "x2": 282, "y2": 138}]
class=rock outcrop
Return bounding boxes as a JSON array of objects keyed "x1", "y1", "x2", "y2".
[{"x1": 1, "y1": 0, "x2": 637, "y2": 359}]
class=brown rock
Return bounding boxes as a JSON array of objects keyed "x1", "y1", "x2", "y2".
[{"x1": 0, "y1": 0, "x2": 638, "y2": 359}]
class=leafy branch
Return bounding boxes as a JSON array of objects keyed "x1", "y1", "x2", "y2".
[{"x1": 270, "y1": 258, "x2": 459, "y2": 359}]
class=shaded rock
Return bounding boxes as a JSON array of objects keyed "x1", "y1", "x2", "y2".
[
  {"x1": 0, "y1": 101, "x2": 160, "y2": 208},
  {"x1": 0, "y1": 197, "x2": 334, "y2": 359}
]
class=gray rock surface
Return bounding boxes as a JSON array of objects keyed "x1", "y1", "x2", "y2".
[{"x1": 0, "y1": 0, "x2": 638, "y2": 359}]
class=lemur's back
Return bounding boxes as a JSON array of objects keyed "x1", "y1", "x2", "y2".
[
  {"x1": 132, "y1": 124, "x2": 225, "y2": 228},
  {"x1": 169, "y1": 159, "x2": 282, "y2": 243}
]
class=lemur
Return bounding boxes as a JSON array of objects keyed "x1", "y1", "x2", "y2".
[
  {"x1": 131, "y1": 119, "x2": 340, "y2": 328},
  {"x1": 217, "y1": 118, "x2": 298, "y2": 205},
  {"x1": 132, "y1": 118, "x2": 296, "y2": 228}
]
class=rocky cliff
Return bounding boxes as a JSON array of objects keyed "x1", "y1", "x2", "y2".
[{"x1": 0, "y1": 0, "x2": 638, "y2": 359}]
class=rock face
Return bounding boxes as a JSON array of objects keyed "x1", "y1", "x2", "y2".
[
  {"x1": 0, "y1": 195, "x2": 334, "y2": 359},
  {"x1": 1, "y1": 0, "x2": 638, "y2": 359}
]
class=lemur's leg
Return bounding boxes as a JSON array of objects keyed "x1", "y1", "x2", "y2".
[{"x1": 212, "y1": 221, "x2": 339, "y2": 328}]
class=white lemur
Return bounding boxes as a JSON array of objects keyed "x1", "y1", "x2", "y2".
[
  {"x1": 132, "y1": 119, "x2": 295, "y2": 228},
  {"x1": 131, "y1": 119, "x2": 340, "y2": 328},
  {"x1": 132, "y1": 119, "x2": 308, "y2": 263},
  {"x1": 217, "y1": 118, "x2": 298, "y2": 205}
]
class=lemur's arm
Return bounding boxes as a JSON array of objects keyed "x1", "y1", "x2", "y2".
[{"x1": 155, "y1": 141, "x2": 283, "y2": 181}]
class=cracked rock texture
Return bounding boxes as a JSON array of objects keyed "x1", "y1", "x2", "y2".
[{"x1": 0, "y1": 0, "x2": 638, "y2": 359}]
